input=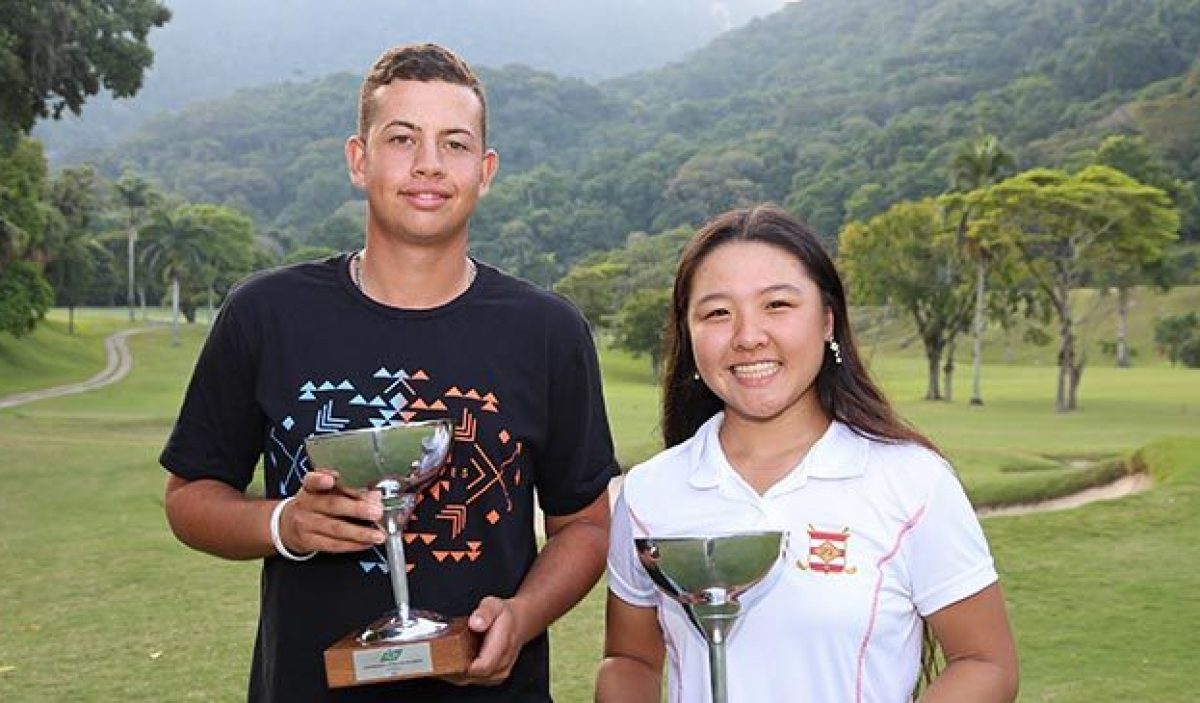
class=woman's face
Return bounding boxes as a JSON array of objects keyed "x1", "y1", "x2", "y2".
[{"x1": 687, "y1": 240, "x2": 832, "y2": 427}]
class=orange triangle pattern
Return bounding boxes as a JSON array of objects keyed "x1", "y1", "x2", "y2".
[
  {"x1": 400, "y1": 411, "x2": 417, "y2": 422},
  {"x1": 412, "y1": 370, "x2": 429, "y2": 380},
  {"x1": 430, "y1": 400, "x2": 447, "y2": 410},
  {"x1": 445, "y1": 386, "x2": 463, "y2": 397}
]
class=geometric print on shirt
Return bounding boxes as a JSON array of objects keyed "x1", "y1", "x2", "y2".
[{"x1": 266, "y1": 362, "x2": 522, "y2": 580}]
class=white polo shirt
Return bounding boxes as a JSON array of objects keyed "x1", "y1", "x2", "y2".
[{"x1": 607, "y1": 413, "x2": 998, "y2": 703}]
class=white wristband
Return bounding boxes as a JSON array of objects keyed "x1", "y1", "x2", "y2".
[{"x1": 269, "y1": 496, "x2": 317, "y2": 561}]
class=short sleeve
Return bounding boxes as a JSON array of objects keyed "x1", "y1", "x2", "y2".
[
  {"x1": 905, "y1": 468, "x2": 999, "y2": 616},
  {"x1": 158, "y1": 293, "x2": 266, "y2": 492},
  {"x1": 606, "y1": 488, "x2": 658, "y2": 607},
  {"x1": 534, "y1": 305, "x2": 619, "y2": 515}
]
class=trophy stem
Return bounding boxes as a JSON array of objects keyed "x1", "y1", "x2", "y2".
[
  {"x1": 708, "y1": 632, "x2": 728, "y2": 703},
  {"x1": 384, "y1": 528, "x2": 411, "y2": 624},
  {"x1": 377, "y1": 484, "x2": 419, "y2": 626}
]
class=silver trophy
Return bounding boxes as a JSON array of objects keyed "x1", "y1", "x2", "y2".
[
  {"x1": 305, "y1": 417, "x2": 477, "y2": 687},
  {"x1": 636, "y1": 531, "x2": 784, "y2": 703}
]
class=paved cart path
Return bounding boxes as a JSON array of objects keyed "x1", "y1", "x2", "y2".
[{"x1": 0, "y1": 327, "x2": 154, "y2": 410}]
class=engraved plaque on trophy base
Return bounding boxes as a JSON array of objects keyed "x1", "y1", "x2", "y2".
[{"x1": 324, "y1": 615, "x2": 479, "y2": 688}]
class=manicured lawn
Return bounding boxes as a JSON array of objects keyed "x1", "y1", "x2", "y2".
[
  {"x1": 1, "y1": 308, "x2": 1197, "y2": 701},
  {"x1": 986, "y1": 437, "x2": 1200, "y2": 702}
]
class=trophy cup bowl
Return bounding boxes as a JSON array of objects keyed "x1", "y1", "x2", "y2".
[
  {"x1": 635, "y1": 531, "x2": 784, "y2": 703},
  {"x1": 304, "y1": 417, "x2": 479, "y2": 687}
]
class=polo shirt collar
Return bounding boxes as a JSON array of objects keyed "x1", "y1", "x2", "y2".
[{"x1": 687, "y1": 413, "x2": 869, "y2": 491}]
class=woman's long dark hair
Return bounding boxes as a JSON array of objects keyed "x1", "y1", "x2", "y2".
[
  {"x1": 660, "y1": 204, "x2": 944, "y2": 693},
  {"x1": 660, "y1": 204, "x2": 937, "y2": 454}
]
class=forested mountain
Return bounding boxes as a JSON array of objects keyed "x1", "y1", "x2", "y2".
[
  {"x1": 34, "y1": 0, "x2": 784, "y2": 161},
  {"x1": 597, "y1": 0, "x2": 1200, "y2": 234},
  {"x1": 72, "y1": 0, "x2": 1200, "y2": 282}
]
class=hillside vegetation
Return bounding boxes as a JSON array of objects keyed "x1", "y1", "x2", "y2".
[{"x1": 75, "y1": 0, "x2": 1200, "y2": 279}]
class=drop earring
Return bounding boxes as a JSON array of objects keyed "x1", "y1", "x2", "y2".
[{"x1": 827, "y1": 338, "x2": 843, "y2": 365}]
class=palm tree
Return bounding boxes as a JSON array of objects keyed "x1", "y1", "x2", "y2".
[
  {"x1": 139, "y1": 208, "x2": 209, "y2": 345},
  {"x1": 947, "y1": 133, "x2": 1014, "y2": 406},
  {"x1": 113, "y1": 172, "x2": 159, "y2": 322},
  {"x1": 44, "y1": 166, "x2": 107, "y2": 334}
]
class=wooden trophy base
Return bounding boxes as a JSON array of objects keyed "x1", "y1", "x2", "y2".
[{"x1": 324, "y1": 615, "x2": 479, "y2": 688}]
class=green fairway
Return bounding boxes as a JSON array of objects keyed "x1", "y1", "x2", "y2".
[
  {"x1": 0, "y1": 307, "x2": 1197, "y2": 701},
  {"x1": 986, "y1": 437, "x2": 1200, "y2": 702}
]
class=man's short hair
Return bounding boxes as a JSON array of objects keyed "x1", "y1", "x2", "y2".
[{"x1": 357, "y1": 43, "x2": 488, "y2": 144}]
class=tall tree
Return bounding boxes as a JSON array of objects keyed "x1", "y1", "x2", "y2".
[
  {"x1": 176, "y1": 203, "x2": 257, "y2": 322},
  {"x1": 839, "y1": 198, "x2": 973, "y2": 401},
  {"x1": 1154, "y1": 313, "x2": 1199, "y2": 367},
  {"x1": 611, "y1": 287, "x2": 672, "y2": 377},
  {"x1": 0, "y1": 0, "x2": 171, "y2": 145},
  {"x1": 0, "y1": 261, "x2": 53, "y2": 337},
  {"x1": 0, "y1": 0, "x2": 168, "y2": 334},
  {"x1": 945, "y1": 132, "x2": 1014, "y2": 405},
  {"x1": 0, "y1": 137, "x2": 47, "y2": 264},
  {"x1": 976, "y1": 166, "x2": 1179, "y2": 411},
  {"x1": 112, "y1": 171, "x2": 159, "y2": 322},
  {"x1": 0, "y1": 137, "x2": 51, "y2": 337},
  {"x1": 553, "y1": 261, "x2": 626, "y2": 332},
  {"x1": 1091, "y1": 135, "x2": 1191, "y2": 366},
  {"x1": 138, "y1": 207, "x2": 209, "y2": 345},
  {"x1": 44, "y1": 165, "x2": 105, "y2": 333}
]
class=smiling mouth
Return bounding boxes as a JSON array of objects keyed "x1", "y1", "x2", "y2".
[
  {"x1": 730, "y1": 361, "x2": 780, "y2": 380},
  {"x1": 404, "y1": 191, "x2": 450, "y2": 204}
]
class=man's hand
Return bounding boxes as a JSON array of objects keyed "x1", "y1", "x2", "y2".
[
  {"x1": 439, "y1": 489, "x2": 612, "y2": 688},
  {"x1": 441, "y1": 596, "x2": 527, "y2": 686},
  {"x1": 277, "y1": 469, "x2": 386, "y2": 554}
]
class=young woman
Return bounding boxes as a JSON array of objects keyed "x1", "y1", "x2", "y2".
[{"x1": 596, "y1": 205, "x2": 1018, "y2": 702}]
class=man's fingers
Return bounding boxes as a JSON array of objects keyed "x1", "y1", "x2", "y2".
[
  {"x1": 460, "y1": 597, "x2": 518, "y2": 684},
  {"x1": 469, "y1": 596, "x2": 504, "y2": 632},
  {"x1": 281, "y1": 485, "x2": 385, "y2": 553},
  {"x1": 297, "y1": 484, "x2": 382, "y2": 524},
  {"x1": 301, "y1": 469, "x2": 339, "y2": 492}
]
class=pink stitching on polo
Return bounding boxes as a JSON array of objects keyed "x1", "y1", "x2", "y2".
[{"x1": 855, "y1": 505, "x2": 926, "y2": 702}]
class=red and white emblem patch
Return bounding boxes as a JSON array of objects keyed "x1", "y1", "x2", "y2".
[{"x1": 797, "y1": 525, "x2": 857, "y2": 574}]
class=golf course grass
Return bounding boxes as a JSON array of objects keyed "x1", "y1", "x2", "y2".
[{"x1": 0, "y1": 302, "x2": 1196, "y2": 701}]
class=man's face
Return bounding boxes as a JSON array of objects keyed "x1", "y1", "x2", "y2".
[{"x1": 346, "y1": 79, "x2": 498, "y2": 248}]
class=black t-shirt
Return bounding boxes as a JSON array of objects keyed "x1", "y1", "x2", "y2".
[{"x1": 160, "y1": 254, "x2": 618, "y2": 702}]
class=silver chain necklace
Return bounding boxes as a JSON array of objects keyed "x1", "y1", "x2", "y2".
[{"x1": 350, "y1": 251, "x2": 477, "y2": 297}]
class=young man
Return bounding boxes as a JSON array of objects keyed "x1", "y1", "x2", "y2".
[{"x1": 160, "y1": 43, "x2": 618, "y2": 702}]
